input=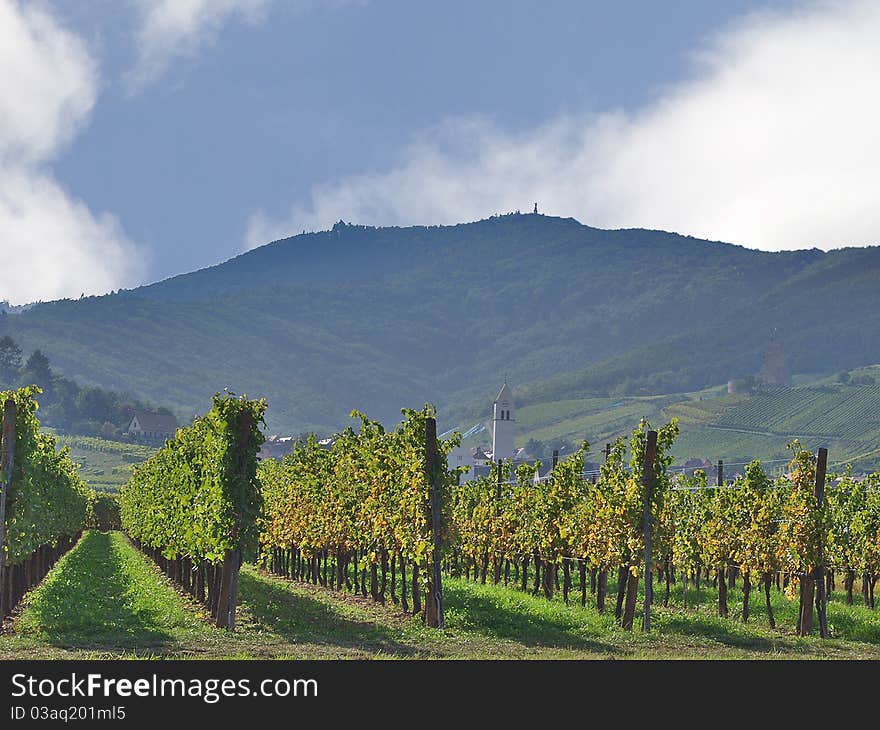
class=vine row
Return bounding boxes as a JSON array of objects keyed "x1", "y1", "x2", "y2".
[
  {"x1": 119, "y1": 392, "x2": 266, "y2": 629},
  {"x1": 0, "y1": 387, "x2": 90, "y2": 619}
]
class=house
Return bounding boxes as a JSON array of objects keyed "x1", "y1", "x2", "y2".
[
  {"x1": 258, "y1": 435, "x2": 297, "y2": 461},
  {"x1": 533, "y1": 462, "x2": 555, "y2": 484},
  {"x1": 471, "y1": 447, "x2": 491, "y2": 466},
  {"x1": 447, "y1": 445, "x2": 476, "y2": 475},
  {"x1": 258, "y1": 434, "x2": 337, "y2": 461},
  {"x1": 126, "y1": 411, "x2": 178, "y2": 443},
  {"x1": 681, "y1": 457, "x2": 715, "y2": 476}
]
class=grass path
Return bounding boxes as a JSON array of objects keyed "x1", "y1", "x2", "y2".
[
  {"x1": 4, "y1": 531, "x2": 880, "y2": 659},
  {"x1": 0, "y1": 531, "x2": 226, "y2": 658}
]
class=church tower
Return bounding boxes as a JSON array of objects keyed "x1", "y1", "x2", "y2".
[
  {"x1": 758, "y1": 330, "x2": 791, "y2": 387},
  {"x1": 491, "y1": 381, "x2": 515, "y2": 462}
]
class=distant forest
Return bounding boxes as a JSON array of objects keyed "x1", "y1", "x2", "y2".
[{"x1": 0, "y1": 335, "x2": 174, "y2": 439}]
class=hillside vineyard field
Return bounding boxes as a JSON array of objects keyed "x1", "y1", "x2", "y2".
[
  {"x1": 54, "y1": 436, "x2": 156, "y2": 492},
  {"x1": 506, "y1": 369, "x2": 880, "y2": 473},
  {"x1": 4, "y1": 387, "x2": 880, "y2": 660}
]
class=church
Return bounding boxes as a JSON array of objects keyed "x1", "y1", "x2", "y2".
[
  {"x1": 448, "y1": 382, "x2": 524, "y2": 481},
  {"x1": 490, "y1": 381, "x2": 516, "y2": 462}
]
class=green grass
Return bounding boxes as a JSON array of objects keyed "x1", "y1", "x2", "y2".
[
  {"x1": 4, "y1": 532, "x2": 880, "y2": 659},
  {"x1": 5, "y1": 531, "x2": 216, "y2": 656}
]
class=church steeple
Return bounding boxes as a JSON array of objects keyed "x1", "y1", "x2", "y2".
[{"x1": 492, "y1": 381, "x2": 515, "y2": 461}]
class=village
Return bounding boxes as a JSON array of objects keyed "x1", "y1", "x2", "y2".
[
  {"x1": 256, "y1": 382, "x2": 717, "y2": 483},
  {"x1": 255, "y1": 357, "x2": 872, "y2": 492}
]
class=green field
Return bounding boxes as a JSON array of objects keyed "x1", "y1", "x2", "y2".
[
  {"x1": 3, "y1": 531, "x2": 880, "y2": 660},
  {"x1": 54, "y1": 436, "x2": 156, "y2": 492},
  {"x1": 490, "y1": 369, "x2": 880, "y2": 473}
]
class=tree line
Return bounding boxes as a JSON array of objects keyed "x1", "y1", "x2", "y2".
[{"x1": 0, "y1": 335, "x2": 173, "y2": 439}]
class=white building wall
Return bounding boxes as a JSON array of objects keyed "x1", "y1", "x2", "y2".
[{"x1": 447, "y1": 445, "x2": 476, "y2": 482}]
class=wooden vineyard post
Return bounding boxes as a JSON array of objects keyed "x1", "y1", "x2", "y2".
[
  {"x1": 814, "y1": 447, "x2": 829, "y2": 638},
  {"x1": 425, "y1": 417, "x2": 444, "y2": 629},
  {"x1": 229, "y1": 550, "x2": 241, "y2": 630},
  {"x1": 0, "y1": 399, "x2": 16, "y2": 619},
  {"x1": 717, "y1": 459, "x2": 723, "y2": 487},
  {"x1": 541, "y1": 450, "x2": 560, "y2": 600},
  {"x1": 604, "y1": 443, "x2": 611, "y2": 462},
  {"x1": 215, "y1": 549, "x2": 237, "y2": 629},
  {"x1": 641, "y1": 430, "x2": 658, "y2": 632},
  {"x1": 494, "y1": 459, "x2": 503, "y2": 584}
]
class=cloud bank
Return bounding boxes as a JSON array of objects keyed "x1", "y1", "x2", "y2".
[
  {"x1": 247, "y1": 0, "x2": 880, "y2": 252},
  {"x1": 0, "y1": 0, "x2": 142, "y2": 305}
]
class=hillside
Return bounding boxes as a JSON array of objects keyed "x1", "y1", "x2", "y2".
[
  {"x1": 482, "y1": 367, "x2": 880, "y2": 473},
  {"x1": 4, "y1": 214, "x2": 880, "y2": 434},
  {"x1": 54, "y1": 436, "x2": 157, "y2": 492}
]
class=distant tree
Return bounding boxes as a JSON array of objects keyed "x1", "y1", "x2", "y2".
[
  {"x1": 524, "y1": 437, "x2": 576, "y2": 460},
  {"x1": 76, "y1": 386, "x2": 120, "y2": 424},
  {"x1": 100, "y1": 421, "x2": 120, "y2": 439},
  {"x1": 547, "y1": 437, "x2": 575, "y2": 456},
  {"x1": 525, "y1": 438, "x2": 546, "y2": 460},
  {"x1": 837, "y1": 370, "x2": 851, "y2": 384},
  {"x1": 0, "y1": 335, "x2": 22, "y2": 385},
  {"x1": 49, "y1": 375, "x2": 81, "y2": 428},
  {"x1": 20, "y1": 349, "x2": 52, "y2": 389}
]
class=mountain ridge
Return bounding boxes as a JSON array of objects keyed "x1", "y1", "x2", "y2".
[{"x1": 5, "y1": 214, "x2": 878, "y2": 434}]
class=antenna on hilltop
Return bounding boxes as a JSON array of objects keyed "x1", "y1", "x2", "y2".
[{"x1": 533, "y1": 202, "x2": 538, "y2": 214}]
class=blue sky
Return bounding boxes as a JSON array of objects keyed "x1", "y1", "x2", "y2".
[{"x1": 3, "y1": 0, "x2": 879, "y2": 304}]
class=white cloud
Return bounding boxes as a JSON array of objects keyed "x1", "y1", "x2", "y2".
[
  {"x1": 128, "y1": 0, "x2": 364, "y2": 90},
  {"x1": 0, "y1": 171, "x2": 140, "y2": 303},
  {"x1": 0, "y1": 0, "x2": 142, "y2": 305},
  {"x1": 129, "y1": 0, "x2": 271, "y2": 88},
  {"x1": 0, "y1": 1, "x2": 95, "y2": 165},
  {"x1": 246, "y1": 0, "x2": 880, "y2": 252}
]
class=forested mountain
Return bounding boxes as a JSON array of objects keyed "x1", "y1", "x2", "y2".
[{"x1": 4, "y1": 214, "x2": 878, "y2": 433}]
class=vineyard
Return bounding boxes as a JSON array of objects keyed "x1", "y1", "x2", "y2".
[
  {"x1": 54, "y1": 435, "x2": 156, "y2": 492},
  {"x1": 3, "y1": 388, "x2": 880, "y2": 658},
  {"x1": 257, "y1": 407, "x2": 456, "y2": 626},
  {"x1": 711, "y1": 385, "x2": 880, "y2": 439},
  {"x1": 119, "y1": 393, "x2": 266, "y2": 629},
  {"x1": 510, "y1": 376, "x2": 880, "y2": 473},
  {"x1": 0, "y1": 388, "x2": 91, "y2": 622},
  {"x1": 257, "y1": 411, "x2": 880, "y2": 637}
]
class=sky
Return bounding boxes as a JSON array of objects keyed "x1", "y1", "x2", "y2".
[{"x1": 3, "y1": 0, "x2": 880, "y2": 304}]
